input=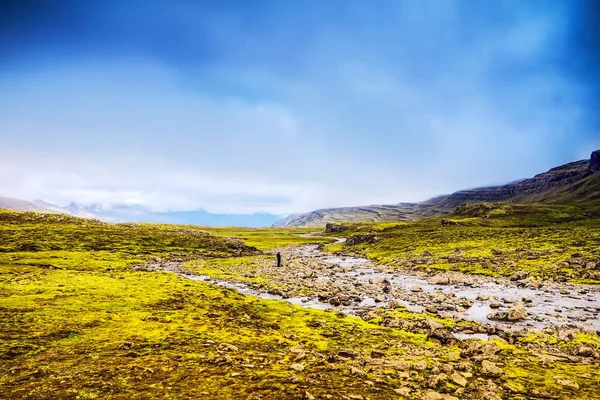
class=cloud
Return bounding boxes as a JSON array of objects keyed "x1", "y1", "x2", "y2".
[{"x1": 0, "y1": 1, "x2": 598, "y2": 215}]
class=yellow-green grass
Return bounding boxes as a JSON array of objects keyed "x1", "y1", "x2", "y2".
[
  {"x1": 3, "y1": 263, "x2": 599, "y2": 399},
  {"x1": 1, "y1": 208, "x2": 599, "y2": 399},
  {"x1": 336, "y1": 204, "x2": 600, "y2": 283},
  {"x1": 199, "y1": 226, "x2": 335, "y2": 250}
]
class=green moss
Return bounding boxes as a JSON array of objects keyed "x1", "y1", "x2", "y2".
[
  {"x1": 338, "y1": 204, "x2": 600, "y2": 282},
  {"x1": 1, "y1": 209, "x2": 599, "y2": 399}
]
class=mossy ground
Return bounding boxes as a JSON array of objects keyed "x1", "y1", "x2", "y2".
[
  {"x1": 1, "y1": 209, "x2": 599, "y2": 399},
  {"x1": 330, "y1": 203, "x2": 600, "y2": 283}
]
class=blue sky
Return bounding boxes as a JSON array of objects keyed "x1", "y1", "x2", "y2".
[{"x1": 1, "y1": 0, "x2": 599, "y2": 215}]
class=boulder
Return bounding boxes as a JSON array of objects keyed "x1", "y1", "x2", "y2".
[
  {"x1": 370, "y1": 349, "x2": 385, "y2": 358},
  {"x1": 554, "y1": 376, "x2": 580, "y2": 390},
  {"x1": 510, "y1": 271, "x2": 529, "y2": 281},
  {"x1": 576, "y1": 345, "x2": 596, "y2": 357},
  {"x1": 488, "y1": 303, "x2": 527, "y2": 322},
  {"x1": 428, "y1": 329, "x2": 457, "y2": 345},
  {"x1": 290, "y1": 363, "x2": 305, "y2": 372},
  {"x1": 388, "y1": 299, "x2": 406, "y2": 309},
  {"x1": 450, "y1": 372, "x2": 468, "y2": 387},
  {"x1": 428, "y1": 275, "x2": 450, "y2": 285},
  {"x1": 481, "y1": 360, "x2": 504, "y2": 378},
  {"x1": 328, "y1": 296, "x2": 341, "y2": 306},
  {"x1": 338, "y1": 349, "x2": 358, "y2": 359},
  {"x1": 426, "y1": 305, "x2": 438, "y2": 314},
  {"x1": 507, "y1": 304, "x2": 527, "y2": 321},
  {"x1": 426, "y1": 319, "x2": 445, "y2": 331}
]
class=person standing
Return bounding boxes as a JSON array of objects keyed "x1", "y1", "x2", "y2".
[{"x1": 276, "y1": 251, "x2": 282, "y2": 267}]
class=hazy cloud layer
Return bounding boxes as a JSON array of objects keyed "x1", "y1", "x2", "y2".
[{"x1": 1, "y1": 0, "x2": 598, "y2": 214}]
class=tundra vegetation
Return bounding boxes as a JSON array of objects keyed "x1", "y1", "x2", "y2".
[
  {"x1": 327, "y1": 203, "x2": 600, "y2": 284},
  {"x1": 1, "y1": 207, "x2": 599, "y2": 400}
]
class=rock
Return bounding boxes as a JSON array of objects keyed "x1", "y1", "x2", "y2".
[
  {"x1": 428, "y1": 275, "x2": 450, "y2": 285},
  {"x1": 576, "y1": 345, "x2": 596, "y2": 357},
  {"x1": 362, "y1": 310, "x2": 380, "y2": 321},
  {"x1": 388, "y1": 299, "x2": 406, "y2": 309},
  {"x1": 394, "y1": 387, "x2": 411, "y2": 396},
  {"x1": 427, "y1": 373, "x2": 448, "y2": 388},
  {"x1": 293, "y1": 351, "x2": 306, "y2": 361},
  {"x1": 426, "y1": 305, "x2": 438, "y2": 314},
  {"x1": 481, "y1": 360, "x2": 503, "y2": 378},
  {"x1": 374, "y1": 294, "x2": 386, "y2": 303},
  {"x1": 591, "y1": 149, "x2": 600, "y2": 172},
  {"x1": 370, "y1": 349, "x2": 385, "y2": 358},
  {"x1": 426, "y1": 319, "x2": 445, "y2": 331},
  {"x1": 218, "y1": 343, "x2": 239, "y2": 352},
  {"x1": 440, "y1": 364, "x2": 453, "y2": 374},
  {"x1": 289, "y1": 345, "x2": 304, "y2": 353},
  {"x1": 489, "y1": 303, "x2": 502, "y2": 309},
  {"x1": 328, "y1": 296, "x2": 341, "y2": 306},
  {"x1": 423, "y1": 391, "x2": 459, "y2": 400},
  {"x1": 450, "y1": 371, "x2": 468, "y2": 387},
  {"x1": 507, "y1": 304, "x2": 527, "y2": 321},
  {"x1": 411, "y1": 285, "x2": 423, "y2": 292},
  {"x1": 290, "y1": 363, "x2": 305, "y2": 372},
  {"x1": 477, "y1": 294, "x2": 490, "y2": 301},
  {"x1": 488, "y1": 304, "x2": 527, "y2": 322},
  {"x1": 338, "y1": 349, "x2": 358, "y2": 359},
  {"x1": 412, "y1": 360, "x2": 428, "y2": 371},
  {"x1": 349, "y1": 366, "x2": 366, "y2": 376},
  {"x1": 428, "y1": 329, "x2": 457, "y2": 345},
  {"x1": 510, "y1": 271, "x2": 529, "y2": 281},
  {"x1": 554, "y1": 376, "x2": 580, "y2": 390},
  {"x1": 461, "y1": 299, "x2": 473, "y2": 308},
  {"x1": 522, "y1": 295, "x2": 533, "y2": 303}
]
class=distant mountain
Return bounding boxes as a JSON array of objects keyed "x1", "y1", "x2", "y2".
[
  {"x1": 275, "y1": 150, "x2": 600, "y2": 227},
  {"x1": 0, "y1": 198, "x2": 279, "y2": 227},
  {"x1": 64, "y1": 202, "x2": 97, "y2": 219},
  {"x1": 32, "y1": 199, "x2": 71, "y2": 214},
  {"x1": 83, "y1": 203, "x2": 280, "y2": 227},
  {"x1": 32, "y1": 199, "x2": 95, "y2": 218},
  {"x1": 274, "y1": 203, "x2": 449, "y2": 227},
  {"x1": 0, "y1": 197, "x2": 54, "y2": 213}
]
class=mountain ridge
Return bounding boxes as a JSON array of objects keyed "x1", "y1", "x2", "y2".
[
  {"x1": 274, "y1": 150, "x2": 600, "y2": 227},
  {"x1": 0, "y1": 197, "x2": 280, "y2": 227}
]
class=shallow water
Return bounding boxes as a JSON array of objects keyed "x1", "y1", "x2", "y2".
[{"x1": 185, "y1": 244, "x2": 600, "y2": 331}]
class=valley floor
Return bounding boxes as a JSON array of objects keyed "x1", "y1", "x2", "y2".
[{"x1": 1, "y1": 209, "x2": 599, "y2": 399}]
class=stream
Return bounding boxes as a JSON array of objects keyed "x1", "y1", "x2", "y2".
[{"x1": 183, "y1": 242, "x2": 600, "y2": 334}]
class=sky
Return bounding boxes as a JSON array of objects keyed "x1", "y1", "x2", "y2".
[{"x1": 1, "y1": 0, "x2": 599, "y2": 216}]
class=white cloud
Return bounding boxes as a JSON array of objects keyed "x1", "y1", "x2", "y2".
[{"x1": 0, "y1": 2, "x2": 595, "y2": 216}]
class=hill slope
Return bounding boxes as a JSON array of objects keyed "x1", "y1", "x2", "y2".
[
  {"x1": 0, "y1": 197, "x2": 57, "y2": 213},
  {"x1": 2, "y1": 197, "x2": 280, "y2": 227},
  {"x1": 276, "y1": 150, "x2": 600, "y2": 227}
]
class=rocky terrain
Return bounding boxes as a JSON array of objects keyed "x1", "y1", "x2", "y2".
[
  {"x1": 2, "y1": 210, "x2": 599, "y2": 399},
  {"x1": 177, "y1": 242, "x2": 600, "y2": 332},
  {"x1": 143, "y1": 240, "x2": 600, "y2": 398},
  {"x1": 276, "y1": 150, "x2": 600, "y2": 227}
]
